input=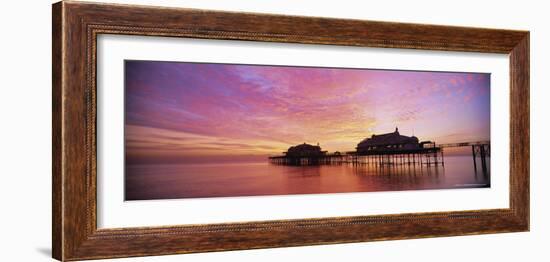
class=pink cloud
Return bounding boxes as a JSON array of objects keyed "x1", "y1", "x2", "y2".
[{"x1": 125, "y1": 61, "x2": 491, "y2": 163}]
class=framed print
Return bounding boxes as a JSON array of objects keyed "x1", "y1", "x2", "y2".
[{"x1": 52, "y1": 1, "x2": 529, "y2": 261}]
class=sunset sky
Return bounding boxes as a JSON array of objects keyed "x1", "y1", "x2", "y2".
[{"x1": 125, "y1": 60, "x2": 490, "y2": 164}]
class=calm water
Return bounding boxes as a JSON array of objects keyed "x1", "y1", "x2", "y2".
[{"x1": 125, "y1": 156, "x2": 490, "y2": 201}]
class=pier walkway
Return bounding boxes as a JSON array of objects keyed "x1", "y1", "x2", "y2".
[{"x1": 269, "y1": 141, "x2": 490, "y2": 172}]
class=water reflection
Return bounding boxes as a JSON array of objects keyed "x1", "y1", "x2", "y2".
[{"x1": 125, "y1": 155, "x2": 490, "y2": 201}]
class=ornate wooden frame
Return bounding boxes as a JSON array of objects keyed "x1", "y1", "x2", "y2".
[{"x1": 52, "y1": 1, "x2": 530, "y2": 261}]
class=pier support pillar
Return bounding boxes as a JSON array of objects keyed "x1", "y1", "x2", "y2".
[{"x1": 472, "y1": 145, "x2": 477, "y2": 171}]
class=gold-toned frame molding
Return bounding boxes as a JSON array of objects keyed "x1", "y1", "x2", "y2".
[{"x1": 52, "y1": 1, "x2": 529, "y2": 261}]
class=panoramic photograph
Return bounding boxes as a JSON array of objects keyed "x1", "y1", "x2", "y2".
[{"x1": 124, "y1": 60, "x2": 491, "y2": 201}]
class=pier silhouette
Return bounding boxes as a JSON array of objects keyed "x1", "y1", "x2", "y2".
[
  {"x1": 439, "y1": 141, "x2": 491, "y2": 175},
  {"x1": 268, "y1": 128, "x2": 490, "y2": 175}
]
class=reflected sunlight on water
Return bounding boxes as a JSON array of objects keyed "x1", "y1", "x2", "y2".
[{"x1": 125, "y1": 156, "x2": 490, "y2": 200}]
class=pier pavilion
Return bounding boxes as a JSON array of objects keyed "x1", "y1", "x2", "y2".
[
  {"x1": 356, "y1": 127, "x2": 420, "y2": 153},
  {"x1": 269, "y1": 128, "x2": 443, "y2": 166},
  {"x1": 352, "y1": 127, "x2": 443, "y2": 166}
]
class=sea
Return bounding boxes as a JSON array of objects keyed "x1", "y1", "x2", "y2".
[{"x1": 125, "y1": 155, "x2": 490, "y2": 200}]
